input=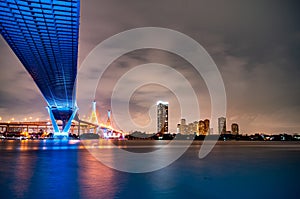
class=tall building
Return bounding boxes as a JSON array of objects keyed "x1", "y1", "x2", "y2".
[
  {"x1": 231, "y1": 123, "x2": 239, "y2": 135},
  {"x1": 181, "y1": 118, "x2": 186, "y2": 126},
  {"x1": 188, "y1": 121, "x2": 198, "y2": 134},
  {"x1": 218, "y1": 117, "x2": 226, "y2": 134},
  {"x1": 198, "y1": 119, "x2": 210, "y2": 135},
  {"x1": 204, "y1": 119, "x2": 210, "y2": 135},
  {"x1": 199, "y1": 120, "x2": 205, "y2": 135},
  {"x1": 178, "y1": 118, "x2": 189, "y2": 135},
  {"x1": 157, "y1": 101, "x2": 168, "y2": 133}
]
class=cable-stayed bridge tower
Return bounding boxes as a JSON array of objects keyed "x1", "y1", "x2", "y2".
[{"x1": 90, "y1": 100, "x2": 99, "y2": 125}]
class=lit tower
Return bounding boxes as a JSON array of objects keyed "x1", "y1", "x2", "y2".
[
  {"x1": 107, "y1": 110, "x2": 112, "y2": 127},
  {"x1": 157, "y1": 101, "x2": 169, "y2": 134},
  {"x1": 90, "y1": 100, "x2": 99, "y2": 125}
]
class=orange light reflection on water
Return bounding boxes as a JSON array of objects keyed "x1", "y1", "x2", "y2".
[
  {"x1": 13, "y1": 146, "x2": 36, "y2": 198},
  {"x1": 78, "y1": 148, "x2": 119, "y2": 198},
  {"x1": 19, "y1": 140, "x2": 29, "y2": 151}
]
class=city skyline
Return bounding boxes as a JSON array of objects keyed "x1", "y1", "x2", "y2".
[{"x1": 0, "y1": 0, "x2": 299, "y2": 134}]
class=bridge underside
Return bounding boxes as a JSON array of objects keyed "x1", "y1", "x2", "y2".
[{"x1": 0, "y1": 0, "x2": 80, "y2": 136}]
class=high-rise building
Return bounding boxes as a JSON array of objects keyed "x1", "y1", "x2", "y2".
[
  {"x1": 178, "y1": 118, "x2": 189, "y2": 135},
  {"x1": 157, "y1": 101, "x2": 168, "y2": 133},
  {"x1": 198, "y1": 119, "x2": 210, "y2": 135},
  {"x1": 181, "y1": 118, "x2": 186, "y2": 126},
  {"x1": 218, "y1": 117, "x2": 226, "y2": 134},
  {"x1": 204, "y1": 119, "x2": 210, "y2": 135},
  {"x1": 199, "y1": 120, "x2": 205, "y2": 135},
  {"x1": 188, "y1": 121, "x2": 199, "y2": 134},
  {"x1": 231, "y1": 123, "x2": 239, "y2": 135}
]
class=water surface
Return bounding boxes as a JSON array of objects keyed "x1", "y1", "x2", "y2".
[{"x1": 0, "y1": 140, "x2": 299, "y2": 199}]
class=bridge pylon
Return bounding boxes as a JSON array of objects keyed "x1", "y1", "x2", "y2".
[
  {"x1": 90, "y1": 100, "x2": 99, "y2": 125},
  {"x1": 106, "y1": 110, "x2": 112, "y2": 127}
]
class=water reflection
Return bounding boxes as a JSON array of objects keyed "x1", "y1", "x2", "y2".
[
  {"x1": 0, "y1": 141, "x2": 82, "y2": 198},
  {"x1": 82, "y1": 140, "x2": 195, "y2": 173},
  {"x1": 0, "y1": 141, "x2": 300, "y2": 199},
  {"x1": 78, "y1": 149, "x2": 119, "y2": 198},
  {"x1": 13, "y1": 147, "x2": 36, "y2": 198}
]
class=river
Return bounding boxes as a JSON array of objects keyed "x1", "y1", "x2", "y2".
[{"x1": 0, "y1": 140, "x2": 299, "y2": 199}]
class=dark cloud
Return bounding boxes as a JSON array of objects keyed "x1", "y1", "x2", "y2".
[{"x1": 1, "y1": 0, "x2": 299, "y2": 133}]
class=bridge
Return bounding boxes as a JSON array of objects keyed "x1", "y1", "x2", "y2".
[{"x1": 0, "y1": 0, "x2": 80, "y2": 137}]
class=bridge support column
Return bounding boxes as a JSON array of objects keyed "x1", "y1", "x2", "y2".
[
  {"x1": 62, "y1": 107, "x2": 78, "y2": 134},
  {"x1": 46, "y1": 106, "x2": 78, "y2": 139},
  {"x1": 46, "y1": 106, "x2": 60, "y2": 134}
]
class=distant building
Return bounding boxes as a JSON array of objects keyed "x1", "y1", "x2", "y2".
[
  {"x1": 218, "y1": 117, "x2": 226, "y2": 134},
  {"x1": 204, "y1": 119, "x2": 210, "y2": 135},
  {"x1": 199, "y1": 120, "x2": 205, "y2": 135},
  {"x1": 181, "y1": 118, "x2": 186, "y2": 126},
  {"x1": 199, "y1": 119, "x2": 210, "y2": 135},
  {"x1": 177, "y1": 118, "x2": 190, "y2": 135},
  {"x1": 157, "y1": 101, "x2": 168, "y2": 133},
  {"x1": 188, "y1": 121, "x2": 199, "y2": 135},
  {"x1": 179, "y1": 119, "x2": 210, "y2": 135},
  {"x1": 179, "y1": 118, "x2": 187, "y2": 134},
  {"x1": 176, "y1": 124, "x2": 181, "y2": 134},
  {"x1": 231, "y1": 123, "x2": 239, "y2": 135}
]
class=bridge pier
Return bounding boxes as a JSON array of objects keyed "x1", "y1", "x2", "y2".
[{"x1": 47, "y1": 106, "x2": 78, "y2": 139}]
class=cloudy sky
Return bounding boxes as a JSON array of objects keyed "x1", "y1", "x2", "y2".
[{"x1": 0, "y1": 0, "x2": 299, "y2": 134}]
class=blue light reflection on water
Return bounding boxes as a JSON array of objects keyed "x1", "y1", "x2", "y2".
[
  {"x1": 0, "y1": 140, "x2": 300, "y2": 199},
  {"x1": 0, "y1": 140, "x2": 81, "y2": 199}
]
